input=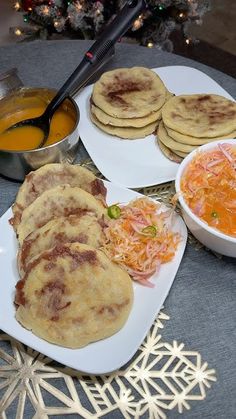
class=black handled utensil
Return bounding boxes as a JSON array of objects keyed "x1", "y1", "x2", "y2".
[{"x1": 6, "y1": 0, "x2": 147, "y2": 148}]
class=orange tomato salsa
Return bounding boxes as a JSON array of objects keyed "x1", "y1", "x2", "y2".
[{"x1": 181, "y1": 143, "x2": 236, "y2": 237}]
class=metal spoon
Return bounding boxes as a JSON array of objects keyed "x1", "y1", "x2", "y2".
[{"x1": 5, "y1": 0, "x2": 147, "y2": 148}]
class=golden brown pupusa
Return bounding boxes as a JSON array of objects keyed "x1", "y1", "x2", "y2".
[
  {"x1": 11, "y1": 163, "x2": 107, "y2": 231},
  {"x1": 15, "y1": 242, "x2": 133, "y2": 349}
]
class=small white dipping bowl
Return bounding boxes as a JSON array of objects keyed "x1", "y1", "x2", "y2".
[{"x1": 175, "y1": 139, "x2": 236, "y2": 258}]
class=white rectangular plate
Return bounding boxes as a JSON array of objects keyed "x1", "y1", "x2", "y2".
[
  {"x1": 0, "y1": 182, "x2": 187, "y2": 374},
  {"x1": 75, "y1": 65, "x2": 234, "y2": 188}
]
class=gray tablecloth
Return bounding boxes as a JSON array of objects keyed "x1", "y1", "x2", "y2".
[{"x1": 0, "y1": 40, "x2": 235, "y2": 418}]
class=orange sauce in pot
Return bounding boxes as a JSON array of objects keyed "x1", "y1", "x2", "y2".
[
  {"x1": 0, "y1": 105, "x2": 75, "y2": 151},
  {"x1": 180, "y1": 143, "x2": 236, "y2": 238}
]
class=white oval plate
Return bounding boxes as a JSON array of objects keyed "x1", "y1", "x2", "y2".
[{"x1": 75, "y1": 65, "x2": 234, "y2": 188}]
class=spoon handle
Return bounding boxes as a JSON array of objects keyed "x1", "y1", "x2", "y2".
[
  {"x1": 44, "y1": 0, "x2": 147, "y2": 118},
  {"x1": 70, "y1": 46, "x2": 115, "y2": 98}
]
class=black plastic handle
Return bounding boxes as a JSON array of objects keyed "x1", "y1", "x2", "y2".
[
  {"x1": 70, "y1": 46, "x2": 115, "y2": 98},
  {"x1": 45, "y1": 0, "x2": 147, "y2": 118},
  {"x1": 87, "y1": 0, "x2": 147, "y2": 63}
]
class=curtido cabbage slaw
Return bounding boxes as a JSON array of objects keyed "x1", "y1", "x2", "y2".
[
  {"x1": 104, "y1": 197, "x2": 181, "y2": 287},
  {"x1": 180, "y1": 143, "x2": 236, "y2": 237}
]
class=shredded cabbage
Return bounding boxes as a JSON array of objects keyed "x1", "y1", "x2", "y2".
[
  {"x1": 103, "y1": 197, "x2": 181, "y2": 287},
  {"x1": 181, "y1": 143, "x2": 236, "y2": 237}
]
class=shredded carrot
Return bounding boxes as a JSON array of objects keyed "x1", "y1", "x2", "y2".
[
  {"x1": 103, "y1": 197, "x2": 181, "y2": 287},
  {"x1": 181, "y1": 143, "x2": 236, "y2": 237}
]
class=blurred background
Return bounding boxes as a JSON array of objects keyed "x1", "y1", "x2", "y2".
[{"x1": 0, "y1": 0, "x2": 235, "y2": 77}]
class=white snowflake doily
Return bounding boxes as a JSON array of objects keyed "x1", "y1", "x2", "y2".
[{"x1": 0, "y1": 308, "x2": 216, "y2": 418}]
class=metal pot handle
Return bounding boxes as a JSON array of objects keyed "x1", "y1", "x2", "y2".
[{"x1": 0, "y1": 68, "x2": 24, "y2": 100}]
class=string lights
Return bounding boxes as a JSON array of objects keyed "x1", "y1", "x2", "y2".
[
  {"x1": 14, "y1": 28, "x2": 22, "y2": 36},
  {"x1": 74, "y1": 1, "x2": 82, "y2": 12},
  {"x1": 41, "y1": 5, "x2": 50, "y2": 15},
  {"x1": 185, "y1": 37, "x2": 193, "y2": 45},
  {"x1": 132, "y1": 15, "x2": 144, "y2": 31},
  {"x1": 11, "y1": 1, "x2": 210, "y2": 50},
  {"x1": 14, "y1": 1, "x2": 21, "y2": 11}
]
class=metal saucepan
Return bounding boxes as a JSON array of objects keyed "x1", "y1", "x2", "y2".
[
  {"x1": 0, "y1": 0, "x2": 147, "y2": 181},
  {"x1": 0, "y1": 86, "x2": 80, "y2": 180}
]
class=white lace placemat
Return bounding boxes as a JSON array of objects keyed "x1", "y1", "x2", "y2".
[
  {"x1": 0, "y1": 307, "x2": 216, "y2": 418},
  {"x1": 0, "y1": 161, "x2": 217, "y2": 417}
]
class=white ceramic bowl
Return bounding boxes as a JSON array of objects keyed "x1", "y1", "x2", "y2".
[{"x1": 175, "y1": 139, "x2": 236, "y2": 258}]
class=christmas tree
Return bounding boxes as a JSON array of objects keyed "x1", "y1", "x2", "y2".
[{"x1": 12, "y1": 0, "x2": 211, "y2": 51}]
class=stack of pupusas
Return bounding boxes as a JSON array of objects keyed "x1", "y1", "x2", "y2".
[
  {"x1": 11, "y1": 164, "x2": 133, "y2": 349},
  {"x1": 90, "y1": 67, "x2": 172, "y2": 139},
  {"x1": 157, "y1": 94, "x2": 236, "y2": 162}
]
